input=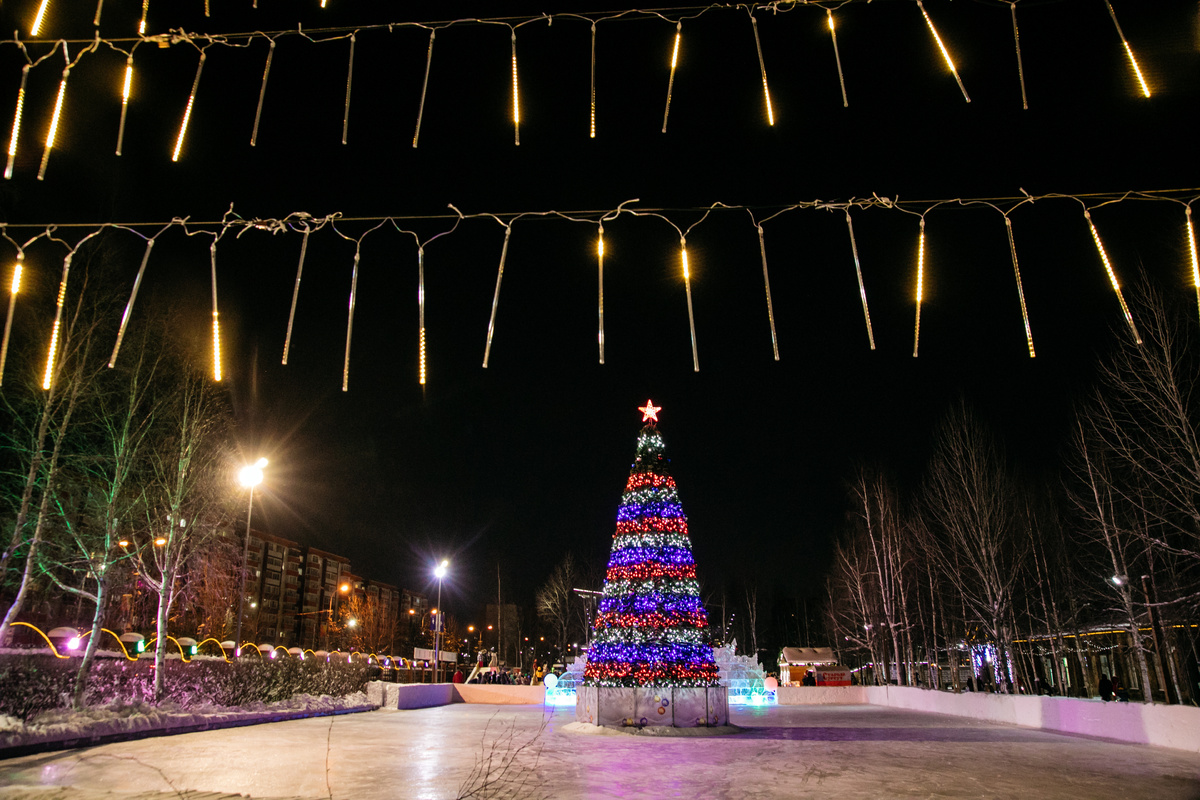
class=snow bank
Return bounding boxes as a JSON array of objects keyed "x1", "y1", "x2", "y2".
[{"x1": 0, "y1": 692, "x2": 375, "y2": 757}]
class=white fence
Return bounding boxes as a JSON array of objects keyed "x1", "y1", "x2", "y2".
[{"x1": 777, "y1": 685, "x2": 1200, "y2": 753}]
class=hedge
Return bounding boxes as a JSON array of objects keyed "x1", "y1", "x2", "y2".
[{"x1": 0, "y1": 654, "x2": 373, "y2": 722}]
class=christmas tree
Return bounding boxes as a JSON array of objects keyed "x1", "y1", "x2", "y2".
[{"x1": 584, "y1": 400, "x2": 720, "y2": 688}]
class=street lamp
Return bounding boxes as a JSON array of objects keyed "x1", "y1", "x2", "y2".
[
  {"x1": 323, "y1": 583, "x2": 349, "y2": 650},
  {"x1": 434, "y1": 559, "x2": 448, "y2": 682},
  {"x1": 234, "y1": 457, "x2": 267, "y2": 658}
]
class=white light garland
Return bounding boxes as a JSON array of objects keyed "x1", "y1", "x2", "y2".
[{"x1": 1, "y1": 191, "x2": 1192, "y2": 390}]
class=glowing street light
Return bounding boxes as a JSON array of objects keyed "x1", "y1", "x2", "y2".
[
  {"x1": 234, "y1": 457, "x2": 267, "y2": 656},
  {"x1": 323, "y1": 582, "x2": 350, "y2": 650},
  {"x1": 434, "y1": 559, "x2": 448, "y2": 682}
]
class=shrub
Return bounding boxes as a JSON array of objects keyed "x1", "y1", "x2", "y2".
[{"x1": 0, "y1": 653, "x2": 373, "y2": 721}]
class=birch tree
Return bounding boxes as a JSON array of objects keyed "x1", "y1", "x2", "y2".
[{"x1": 922, "y1": 403, "x2": 1027, "y2": 692}]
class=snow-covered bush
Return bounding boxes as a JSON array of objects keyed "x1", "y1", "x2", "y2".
[
  {"x1": 0, "y1": 654, "x2": 372, "y2": 720},
  {"x1": 0, "y1": 656, "x2": 76, "y2": 721}
]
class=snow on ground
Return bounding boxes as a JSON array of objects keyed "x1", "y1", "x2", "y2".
[{"x1": 0, "y1": 692, "x2": 374, "y2": 753}]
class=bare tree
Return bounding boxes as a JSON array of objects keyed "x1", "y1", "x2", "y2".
[
  {"x1": 130, "y1": 366, "x2": 233, "y2": 700},
  {"x1": 1086, "y1": 284, "x2": 1200, "y2": 576},
  {"x1": 922, "y1": 403, "x2": 1027, "y2": 692},
  {"x1": 1069, "y1": 420, "x2": 1157, "y2": 700},
  {"x1": 535, "y1": 553, "x2": 579, "y2": 663},
  {"x1": 850, "y1": 468, "x2": 912, "y2": 685},
  {"x1": 827, "y1": 531, "x2": 886, "y2": 684}
]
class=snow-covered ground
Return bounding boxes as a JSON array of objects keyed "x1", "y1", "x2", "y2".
[{"x1": 0, "y1": 692, "x2": 374, "y2": 755}]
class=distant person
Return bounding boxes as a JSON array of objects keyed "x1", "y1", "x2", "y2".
[
  {"x1": 1112, "y1": 676, "x2": 1129, "y2": 702},
  {"x1": 452, "y1": 667, "x2": 464, "y2": 684},
  {"x1": 1097, "y1": 673, "x2": 1114, "y2": 701}
]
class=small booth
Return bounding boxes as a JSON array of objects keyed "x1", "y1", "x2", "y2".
[{"x1": 778, "y1": 646, "x2": 838, "y2": 686}]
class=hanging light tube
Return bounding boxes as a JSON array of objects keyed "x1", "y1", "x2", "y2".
[
  {"x1": 43, "y1": 253, "x2": 73, "y2": 391},
  {"x1": 138, "y1": 0, "x2": 149, "y2": 35},
  {"x1": 756, "y1": 225, "x2": 779, "y2": 360},
  {"x1": 342, "y1": 251, "x2": 359, "y2": 391},
  {"x1": 1009, "y1": 1, "x2": 1028, "y2": 110},
  {"x1": 662, "y1": 22, "x2": 681, "y2": 133},
  {"x1": 37, "y1": 68, "x2": 70, "y2": 181},
  {"x1": 108, "y1": 238, "x2": 155, "y2": 367},
  {"x1": 1186, "y1": 207, "x2": 1199, "y2": 324},
  {"x1": 681, "y1": 240, "x2": 699, "y2": 372},
  {"x1": 0, "y1": 254, "x2": 25, "y2": 386},
  {"x1": 30, "y1": 0, "x2": 51, "y2": 36},
  {"x1": 5, "y1": 65, "x2": 30, "y2": 180},
  {"x1": 1084, "y1": 210, "x2": 1141, "y2": 344},
  {"x1": 210, "y1": 242, "x2": 222, "y2": 381},
  {"x1": 418, "y1": 247, "x2": 427, "y2": 385},
  {"x1": 913, "y1": 218, "x2": 925, "y2": 358},
  {"x1": 916, "y1": 0, "x2": 970, "y2": 103},
  {"x1": 845, "y1": 211, "x2": 875, "y2": 350},
  {"x1": 511, "y1": 32, "x2": 520, "y2": 146},
  {"x1": 172, "y1": 52, "x2": 206, "y2": 163},
  {"x1": 597, "y1": 227, "x2": 605, "y2": 364},
  {"x1": 412, "y1": 29, "x2": 435, "y2": 148},
  {"x1": 1004, "y1": 216, "x2": 1035, "y2": 357},
  {"x1": 590, "y1": 23, "x2": 597, "y2": 138},
  {"x1": 342, "y1": 34, "x2": 355, "y2": 145},
  {"x1": 93, "y1": 0, "x2": 104, "y2": 26},
  {"x1": 1104, "y1": 1, "x2": 1150, "y2": 98},
  {"x1": 115, "y1": 54, "x2": 133, "y2": 155},
  {"x1": 827, "y1": 9, "x2": 848, "y2": 108},
  {"x1": 281, "y1": 228, "x2": 309, "y2": 365},
  {"x1": 250, "y1": 39, "x2": 275, "y2": 147},
  {"x1": 482, "y1": 226, "x2": 512, "y2": 368},
  {"x1": 750, "y1": 16, "x2": 774, "y2": 126}
]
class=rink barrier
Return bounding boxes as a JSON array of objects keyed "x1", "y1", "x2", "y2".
[
  {"x1": 368, "y1": 681, "x2": 1200, "y2": 753},
  {"x1": 368, "y1": 682, "x2": 543, "y2": 708},
  {"x1": 776, "y1": 685, "x2": 1200, "y2": 753}
]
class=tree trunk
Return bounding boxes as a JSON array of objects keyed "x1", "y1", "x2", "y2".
[
  {"x1": 153, "y1": 582, "x2": 175, "y2": 702},
  {"x1": 0, "y1": 380, "x2": 81, "y2": 645},
  {"x1": 72, "y1": 577, "x2": 108, "y2": 709}
]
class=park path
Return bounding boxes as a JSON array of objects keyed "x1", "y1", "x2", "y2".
[{"x1": 2, "y1": 703, "x2": 1199, "y2": 799}]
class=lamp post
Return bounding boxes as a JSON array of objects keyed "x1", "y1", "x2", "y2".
[
  {"x1": 434, "y1": 559, "x2": 448, "y2": 682},
  {"x1": 323, "y1": 583, "x2": 349, "y2": 651},
  {"x1": 234, "y1": 458, "x2": 267, "y2": 658}
]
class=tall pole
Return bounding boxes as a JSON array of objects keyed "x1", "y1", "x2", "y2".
[
  {"x1": 434, "y1": 578, "x2": 443, "y2": 682},
  {"x1": 234, "y1": 486, "x2": 254, "y2": 657},
  {"x1": 433, "y1": 559, "x2": 448, "y2": 682},
  {"x1": 235, "y1": 458, "x2": 266, "y2": 659},
  {"x1": 497, "y1": 563, "x2": 502, "y2": 667}
]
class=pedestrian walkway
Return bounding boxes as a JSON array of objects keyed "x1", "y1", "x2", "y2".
[{"x1": 2, "y1": 703, "x2": 1199, "y2": 799}]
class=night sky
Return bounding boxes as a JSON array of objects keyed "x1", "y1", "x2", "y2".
[{"x1": 1, "y1": 1, "x2": 1197, "y2": 631}]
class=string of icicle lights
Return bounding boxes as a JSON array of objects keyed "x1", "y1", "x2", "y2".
[
  {"x1": 1, "y1": 1, "x2": 1162, "y2": 177},
  {"x1": 1, "y1": 188, "x2": 1197, "y2": 391}
]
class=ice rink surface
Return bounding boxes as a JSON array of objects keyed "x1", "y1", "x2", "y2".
[{"x1": 2, "y1": 703, "x2": 1199, "y2": 799}]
